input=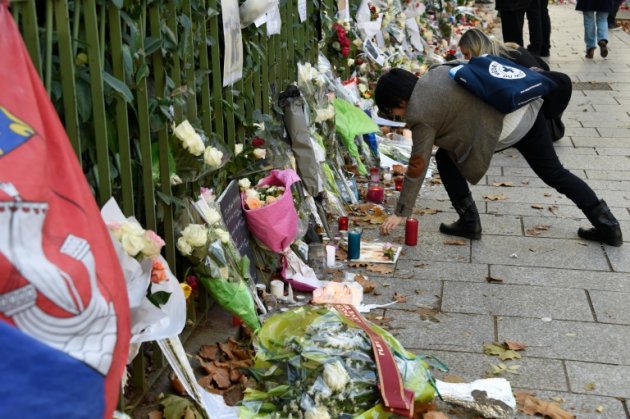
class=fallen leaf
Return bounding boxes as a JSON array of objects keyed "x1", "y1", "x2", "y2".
[
  {"x1": 147, "y1": 410, "x2": 163, "y2": 419},
  {"x1": 584, "y1": 382, "x2": 596, "y2": 391},
  {"x1": 367, "y1": 264, "x2": 394, "y2": 275},
  {"x1": 504, "y1": 340, "x2": 527, "y2": 351},
  {"x1": 550, "y1": 396, "x2": 565, "y2": 403},
  {"x1": 393, "y1": 292, "x2": 407, "y2": 303},
  {"x1": 441, "y1": 374, "x2": 466, "y2": 383},
  {"x1": 169, "y1": 372, "x2": 186, "y2": 395},
  {"x1": 366, "y1": 313, "x2": 393, "y2": 327},
  {"x1": 219, "y1": 341, "x2": 235, "y2": 360},
  {"x1": 488, "y1": 363, "x2": 520, "y2": 375},
  {"x1": 355, "y1": 274, "x2": 378, "y2": 293},
  {"x1": 414, "y1": 207, "x2": 442, "y2": 216},
  {"x1": 198, "y1": 344, "x2": 220, "y2": 361},
  {"x1": 595, "y1": 405, "x2": 604, "y2": 413},
  {"x1": 548, "y1": 205, "x2": 559, "y2": 214},
  {"x1": 212, "y1": 367, "x2": 232, "y2": 389},
  {"x1": 223, "y1": 384, "x2": 244, "y2": 406},
  {"x1": 544, "y1": 193, "x2": 552, "y2": 197},
  {"x1": 531, "y1": 204, "x2": 545, "y2": 209},
  {"x1": 484, "y1": 194, "x2": 508, "y2": 201},
  {"x1": 443, "y1": 239, "x2": 466, "y2": 246},
  {"x1": 161, "y1": 395, "x2": 204, "y2": 419},
  {"x1": 483, "y1": 342, "x2": 522, "y2": 360},
  {"x1": 423, "y1": 412, "x2": 449, "y2": 419},
  {"x1": 415, "y1": 263, "x2": 428, "y2": 268},
  {"x1": 515, "y1": 391, "x2": 575, "y2": 419},
  {"x1": 486, "y1": 275, "x2": 504, "y2": 283},
  {"x1": 522, "y1": 179, "x2": 530, "y2": 185},
  {"x1": 336, "y1": 247, "x2": 348, "y2": 261},
  {"x1": 414, "y1": 307, "x2": 440, "y2": 322},
  {"x1": 492, "y1": 181, "x2": 514, "y2": 187}
]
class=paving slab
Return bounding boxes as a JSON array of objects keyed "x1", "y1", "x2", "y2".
[
  {"x1": 497, "y1": 317, "x2": 630, "y2": 364},
  {"x1": 441, "y1": 282, "x2": 594, "y2": 321},
  {"x1": 522, "y1": 214, "x2": 630, "y2": 242},
  {"x1": 589, "y1": 290, "x2": 630, "y2": 324},
  {"x1": 510, "y1": 389, "x2": 629, "y2": 419},
  {"x1": 471, "y1": 234, "x2": 610, "y2": 271},
  {"x1": 565, "y1": 361, "x2": 630, "y2": 398},
  {"x1": 605, "y1": 243, "x2": 630, "y2": 272},
  {"x1": 398, "y1": 231, "x2": 471, "y2": 263},
  {"x1": 392, "y1": 259, "x2": 488, "y2": 283},
  {"x1": 360, "y1": 277, "x2": 442, "y2": 311}
]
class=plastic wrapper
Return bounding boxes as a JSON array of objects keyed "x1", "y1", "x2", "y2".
[
  {"x1": 377, "y1": 133, "x2": 412, "y2": 164},
  {"x1": 239, "y1": 0, "x2": 278, "y2": 27},
  {"x1": 333, "y1": 98, "x2": 379, "y2": 176},
  {"x1": 240, "y1": 306, "x2": 435, "y2": 418}
]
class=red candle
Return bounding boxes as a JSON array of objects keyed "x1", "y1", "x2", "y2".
[
  {"x1": 405, "y1": 217, "x2": 418, "y2": 246},
  {"x1": 366, "y1": 185, "x2": 384, "y2": 203},
  {"x1": 369, "y1": 167, "x2": 380, "y2": 182},
  {"x1": 338, "y1": 216, "x2": 349, "y2": 231},
  {"x1": 394, "y1": 177, "x2": 403, "y2": 192}
]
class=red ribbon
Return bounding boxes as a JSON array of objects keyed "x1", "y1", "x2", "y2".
[{"x1": 335, "y1": 304, "x2": 415, "y2": 418}]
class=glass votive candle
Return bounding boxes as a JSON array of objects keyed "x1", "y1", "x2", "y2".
[
  {"x1": 367, "y1": 182, "x2": 385, "y2": 204},
  {"x1": 394, "y1": 176, "x2": 403, "y2": 192},
  {"x1": 347, "y1": 229, "x2": 362, "y2": 260},
  {"x1": 338, "y1": 216, "x2": 349, "y2": 231}
]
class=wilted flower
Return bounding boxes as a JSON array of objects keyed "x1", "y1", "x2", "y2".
[
  {"x1": 214, "y1": 228, "x2": 231, "y2": 244},
  {"x1": 203, "y1": 207, "x2": 222, "y2": 226},
  {"x1": 186, "y1": 275, "x2": 200, "y2": 289},
  {"x1": 174, "y1": 120, "x2": 205, "y2": 156},
  {"x1": 181, "y1": 224, "x2": 208, "y2": 248},
  {"x1": 150, "y1": 258, "x2": 168, "y2": 283},
  {"x1": 253, "y1": 148, "x2": 267, "y2": 160},
  {"x1": 176, "y1": 237, "x2": 193, "y2": 256},
  {"x1": 204, "y1": 146, "x2": 223, "y2": 168},
  {"x1": 323, "y1": 360, "x2": 350, "y2": 392},
  {"x1": 238, "y1": 178, "x2": 251, "y2": 191},
  {"x1": 170, "y1": 174, "x2": 183, "y2": 185}
]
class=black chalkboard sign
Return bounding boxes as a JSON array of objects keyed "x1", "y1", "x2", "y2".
[{"x1": 218, "y1": 180, "x2": 257, "y2": 282}]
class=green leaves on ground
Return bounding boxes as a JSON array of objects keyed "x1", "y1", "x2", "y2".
[
  {"x1": 483, "y1": 342, "x2": 522, "y2": 361},
  {"x1": 160, "y1": 395, "x2": 203, "y2": 419}
]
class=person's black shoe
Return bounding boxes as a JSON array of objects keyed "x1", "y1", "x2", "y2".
[
  {"x1": 439, "y1": 194, "x2": 482, "y2": 240},
  {"x1": 578, "y1": 200, "x2": 623, "y2": 247},
  {"x1": 609, "y1": 23, "x2": 621, "y2": 31},
  {"x1": 598, "y1": 39, "x2": 609, "y2": 58}
]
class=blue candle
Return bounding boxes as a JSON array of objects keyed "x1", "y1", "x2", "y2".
[{"x1": 347, "y1": 229, "x2": 361, "y2": 260}]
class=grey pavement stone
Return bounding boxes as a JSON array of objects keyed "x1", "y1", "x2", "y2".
[
  {"x1": 554, "y1": 147, "x2": 598, "y2": 156},
  {"x1": 573, "y1": 137, "x2": 630, "y2": 147},
  {"x1": 605, "y1": 243, "x2": 630, "y2": 273},
  {"x1": 564, "y1": 127, "x2": 600, "y2": 137},
  {"x1": 564, "y1": 111, "x2": 630, "y2": 122},
  {"x1": 597, "y1": 127, "x2": 630, "y2": 138},
  {"x1": 393, "y1": 259, "x2": 488, "y2": 283},
  {"x1": 595, "y1": 147, "x2": 630, "y2": 156},
  {"x1": 487, "y1": 201, "x2": 585, "y2": 218},
  {"x1": 489, "y1": 265, "x2": 630, "y2": 293},
  {"x1": 590, "y1": 290, "x2": 630, "y2": 324},
  {"x1": 471, "y1": 234, "x2": 611, "y2": 271},
  {"x1": 509, "y1": 389, "x2": 629, "y2": 419},
  {"x1": 586, "y1": 168, "x2": 630, "y2": 180},
  {"x1": 565, "y1": 361, "x2": 630, "y2": 398},
  {"x1": 442, "y1": 281, "x2": 594, "y2": 321},
  {"x1": 522, "y1": 214, "x2": 630, "y2": 242},
  {"x1": 398, "y1": 232, "x2": 471, "y2": 263},
  {"x1": 387, "y1": 311, "x2": 494, "y2": 353},
  {"x1": 497, "y1": 317, "x2": 630, "y2": 364},
  {"x1": 361, "y1": 277, "x2": 441, "y2": 311},
  {"x1": 419, "y1": 350, "x2": 569, "y2": 392}
]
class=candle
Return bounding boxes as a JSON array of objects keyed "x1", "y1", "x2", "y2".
[
  {"x1": 383, "y1": 168, "x2": 392, "y2": 182},
  {"x1": 326, "y1": 245, "x2": 336, "y2": 268},
  {"x1": 270, "y1": 279, "x2": 284, "y2": 298},
  {"x1": 338, "y1": 216, "x2": 349, "y2": 231},
  {"x1": 369, "y1": 167, "x2": 380, "y2": 182},
  {"x1": 347, "y1": 229, "x2": 362, "y2": 260},
  {"x1": 405, "y1": 217, "x2": 419, "y2": 246},
  {"x1": 394, "y1": 177, "x2": 403, "y2": 192},
  {"x1": 366, "y1": 185, "x2": 384, "y2": 203}
]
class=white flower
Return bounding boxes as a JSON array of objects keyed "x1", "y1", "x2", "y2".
[
  {"x1": 173, "y1": 120, "x2": 205, "y2": 156},
  {"x1": 200, "y1": 187, "x2": 215, "y2": 204},
  {"x1": 203, "y1": 207, "x2": 222, "y2": 226},
  {"x1": 238, "y1": 178, "x2": 251, "y2": 191},
  {"x1": 234, "y1": 143, "x2": 244, "y2": 156},
  {"x1": 305, "y1": 407, "x2": 331, "y2": 419},
  {"x1": 315, "y1": 106, "x2": 335, "y2": 122},
  {"x1": 176, "y1": 237, "x2": 193, "y2": 256},
  {"x1": 119, "y1": 221, "x2": 145, "y2": 237},
  {"x1": 121, "y1": 234, "x2": 145, "y2": 257},
  {"x1": 204, "y1": 146, "x2": 223, "y2": 168},
  {"x1": 170, "y1": 174, "x2": 183, "y2": 185},
  {"x1": 181, "y1": 224, "x2": 208, "y2": 248},
  {"x1": 347, "y1": 58, "x2": 355, "y2": 66},
  {"x1": 142, "y1": 230, "x2": 165, "y2": 257},
  {"x1": 214, "y1": 228, "x2": 231, "y2": 244},
  {"x1": 323, "y1": 361, "x2": 350, "y2": 392},
  {"x1": 245, "y1": 188, "x2": 259, "y2": 200},
  {"x1": 352, "y1": 38, "x2": 363, "y2": 48},
  {"x1": 253, "y1": 148, "x2": 266, "y2": 160}
]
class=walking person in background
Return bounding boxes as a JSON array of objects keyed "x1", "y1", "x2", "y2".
[
  {"x1": 608, "y1": 0, "x2": 624, "y2": 30},
  {"x1": 495, "y1": 0, "x2": 532, "y2": 47},
  {"x1": 526, "y1": 0, "x2": 552, "y2": 57},
  {"x1": 577, "y1": 0, "x2": 613, "y2": 58}
]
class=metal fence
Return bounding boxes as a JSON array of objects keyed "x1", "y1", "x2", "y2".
[{"x1": 9, "y1": 0, "x2": 331, "y2": 408}]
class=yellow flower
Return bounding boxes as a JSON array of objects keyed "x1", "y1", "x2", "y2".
[{"x1": 180, "y1": 283, "x2": 192, "y2": 299}]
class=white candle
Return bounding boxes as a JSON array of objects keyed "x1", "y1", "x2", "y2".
[
  {"x1": 270, "y1": 279, "x2": 284, "y2": 298},
  {"x1": 326, "y1": 245, "x2": 336, "y2": 268}
]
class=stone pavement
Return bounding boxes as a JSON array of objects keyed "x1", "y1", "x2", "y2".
[{"x1": 361, "y1": 3, "x2": 630, "y2": 417}]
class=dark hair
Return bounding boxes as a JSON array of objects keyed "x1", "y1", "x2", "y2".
[{"x1": 374, "y1": 68, "x2": 418, "y2": 114}]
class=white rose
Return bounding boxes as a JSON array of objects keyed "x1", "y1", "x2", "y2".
[
  {"x1": 203, "y1": 207, "x2": 222, "y2": 226},
  {"x1": 252, "y1": 148, "x2": 266, "y2": 160},
  {"x1": 176, "y1": 237, "x2": 193, "y2": 256},
  {"x1": 352, "y1": 38, "x2": 363, "y2": 48},
  {"x1": 141, "y1": 231, "x2": 164, "y2": 257},
  {"x1": 245, "y1": 188, "x2": 259, "y2": 200},
  {"x1": 174, "y1": 120, "x2": 205, "y2": 156},
  {"x1": 234, "y1": 143, "x2": 244, "y2": 156},
  {"x1": 170, "y1": 174, "x2": 183, "y2": 185},
  {"x1": 305, "y1": 407, "x2": 330, "y2": 419},
  {"x1": 120, "y1": 221, "x2": 145, "y2": 237},
  {"x1": 347, "y1": 58, "x2": 355, "y2": 66},
  {"x1": 181, "y1": 224, "x2": 208, "y2": 248},
  {"x1": 204, "y1": 146, "x2": 223, "y2": 168},
  {"x1": 214, "y1": 228, "x2": 231, "y2": 244},
  {"x1": 323, "y1": 361, "x2": 350, "y2": 392},
  {"x1": 121, "y1": 234, "x2": 145, "y2": 257},
  {"x1": 238, "y1": 178, "x2": 251, "y2": 191}
]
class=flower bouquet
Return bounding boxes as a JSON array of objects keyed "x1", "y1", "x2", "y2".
[
  {"x1": 101, "y1": 198, "x2": 187, "y2": 361},
  {"x1": 240, "y1": 306, "x2": 435, "y2": 418}
]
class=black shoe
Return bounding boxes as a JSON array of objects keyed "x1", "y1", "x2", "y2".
[
  {"x1": 609, "y1": 23, "x2": 621, "y2": 31},
  {"x1": 578, "y1": 200, "x2": 623, "y2": 246},
  {"x1": 598, "y1": 40, "x2": 609, "y2": 58},
  {"x1": 439, "y1": 194, "x2": 482, "y2": 240}
]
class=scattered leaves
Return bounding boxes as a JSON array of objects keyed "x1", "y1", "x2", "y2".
[
  {"x1": 392, "y1": 292, "x2": 407, "y2": 303},
  {"x1": 584, "y1": 382, "x2": 596, "y2": 391},
  {"x1": 441, "y1": 374, "x2": 466, "y2": 383},
  {"x1": 443, "y1": 239, "x2": 466, "y2": 246},
  {"x1": 161, "y1": 395, "x2": 204, "y2": 419},
  {"x1": 355, "y1": 273, "x2": 378, "y2": 293},
  {"x1": 484, "y1": 194, "x2": 508, "y2": 201},
  {"x1": 483, "y1": 342, "x2": 522, "y2": 360},
  {"x1": 414, "y1": 207, "x2": 442, "y2": 216},
  {"x1": 504, "y1": 340, "x2": 527, "y2": 351},
  {"x1": 548, "y1": 205, "x2": 559, "y2": 215},
  {"x1": 515, "y1": 391, "x2": 575, "y2": 419},
  {"x1": 526, "y1": 224, "x2": 551, "y2": 236},
  {"x1": 488, "y1": 362, "x2": 521, "y2": 375},
  {"x1": 414, "y1": 307, "x2": 440, "y2": 322},
  {"x1": 531, "y1": 204, "x2": 545, "y2": 209},
  {"x1": 486, "y1": 275, "x2": 504, "y2": 283},
  {"x1": 367, "y1": 264, "x2": 394, "y2": 275},
  {"x1": 492, "y1": 181, "x2": 514, "y2": 187}
]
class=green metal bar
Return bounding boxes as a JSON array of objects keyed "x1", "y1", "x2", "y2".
[
  {"x1": 208, "y1": 0, "x2": 224, "y2": 142},
  {"x1": 223, "y1": 88, "x2": 236, "y2": 151},
  {"x1": 19, "y1": 0, "x2": 42, "y2": 78},
  {"x1": 84, "y1": 0, "x2": 112, "y2": 204},
  {"x1": 279, "y1": 5, "x2": 288, "y2": 88},
  {"x1": 45, "y1": 0, "x2": 53, "y2": 94},
  {"x1": 268, "y1": 34, "x2": 276, "y2": 99},
  {"x1": 108, "y1": 3, "x2": 134, "y2": 215},
  {"x1": 135, "y1": 7, "x2": 157, "y2": 231},
  {"x1": 72, "y1": 0, "x2": 81, "y2": 56},
  {"x1": 54, "y1": 0, "x2": 81, "y2": 162},
  {"x1": 149, "y1": 4, "x2": 176, "y2": 272},
  {"x1": 99, "y1": 1, "x2": 106, "y2": 65},
  {"x1": 252, "y1": 32, "x2": 262, "y2": 113},
  {"x1": 295, "y1": 0, "x2": 305, "y2": 61},
  {"x1": 183, "y1": 0, "x2": 197, "y2": 121},
  {"x1": 198, "y1": 0, "x2": 213, "y2": 136},
  {"x1": 167, "y1": 1, "x2": 183, "y2": 122},
  {"x1": 286, "y1": 0, "x2": 295, "y2": 78},
  {"x1": 260, "y1": 34, "x2": 270, "y2": 114}
]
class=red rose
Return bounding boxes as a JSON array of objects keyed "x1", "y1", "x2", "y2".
[
  {"x1": 341, "y1": 46, "x2": 350, "y2": 56},
  {"x1": 252, "y1": 137, "x2": 265, "y2": 147},
  {"x1": 186, "y1": 275, "x2": 200, "y2": 290}
]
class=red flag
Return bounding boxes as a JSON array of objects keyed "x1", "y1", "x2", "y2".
[{"x1": 0, "y1": 2, "x2": 130, "y2": 417}]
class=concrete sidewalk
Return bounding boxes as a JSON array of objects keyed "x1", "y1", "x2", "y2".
[{"x1": 368, "y1": 3, "x2": 630, "y2": 417}]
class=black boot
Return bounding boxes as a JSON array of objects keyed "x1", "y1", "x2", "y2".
[
  {"x1": 578, "y1": 200, "x2": 623, "y2": 247},
  {"x1": 440, "y1": 194, "x2": 482, "y2": 240}
]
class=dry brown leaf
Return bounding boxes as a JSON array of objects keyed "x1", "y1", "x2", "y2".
[
  {"x1": 534, "y1": 224, "x2": 550, "y2": 231},
  {"x1": 414, "y1": 307, "x2": 440, "y2": 322},
  {"x1": 414, "y1": 207, "x2": 442, "y2": 216},
  {"x1": 219, "y1": 341, "x2": 235, "y2": 360},
  {"x1": 365, "y1": 313, "x2": 393, "y2": 327},
  {"x1": 198, "y1": 344, "x2": 219, "y2": 361},
  {"x1": 366, "y1": 213, "x2": 388, "y2": 224},
  {"x1": 223, "y1": 385, "x2": 244, "y2": 406},
  {"x1": 484, "y1": 194, "x2": 508, "y2": 201},
  {"x1": 212, "y1": 367, "x2": 232, "y2": 389},
  {"x1": 515, "y1": 391, "x2": 575, "y2": 419},
  {"x1": 147, "y1": 410, "x2": 163, "y2": 419},
  {"x1": 415, "y1": 263, "x2": 428, "y2": 268},
  {"x1": 355, "y1": 275, "x2": 378, "y2": 293},
  {"x1": 413, "y1": 401, "x2": 438, "y2": 419},
  {"x1": 443, "y1": 239, "x2": 466, "y2": 246},
  {"x1": 367, "y1": 264, "x2": 394, "y2": 275},
  {"x1": 441, "y1": 374, "x2": 466, "y2": 383},
  {"x1": 531, "y1": 204, "x2": 545, "y2": 209},
  {"x1": 392, "y1": 164, "x2": 405, "y2": 175},
  {"x1": 544, "y1": 193, "x2": 552, "y2": 197},
  {"x1": 392, "y1": 292, "x2": 407, "y2": 303},
  {"x1": 504, "y1": 340, "x2": 527, "y2": 351},
  {"x1": 336, "y1": 247, "x2": 348, "y2": 261},
  {"x1": 169, "y1": 372, "x2": 187, "y2": 395},
  {"x1": 548, "y1": 205, "x2": 559, "y2": 214},
  {"x1": 423, "y1": 412, "x2": 449, "y2": 419},
  {"x1": 492, "y1": 181, "x2": 514, "y2": 187},
  {"x1": 348, "y1": 261, "x2": 368, "y2": 268},
  {"x1": 584, "y1": 382, "x2": 596, "y2": 391},
  {"x1": 486, "y1": 275, "x2": 504, "y2": 283},
  {"x1": 229, "y1": 368, "x2": 242, "y2": 382},
  {"x1": 522, "y1": 179, "x2": 530, "y2": 185}
]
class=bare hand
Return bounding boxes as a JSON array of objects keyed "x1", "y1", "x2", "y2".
[{"x1": 381, "y1": 214, "x2": 404, "y2": 235}]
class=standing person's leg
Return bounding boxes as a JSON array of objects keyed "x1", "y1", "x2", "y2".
[
  {"x1": 526, "y1": 0, "x2": 543, "y2": 55},
  {"x1": 540, "y1": 0, "x2": 551, "y2": 56},
  {"x1": 583, "y1": 11, "x2": 597, "y2": 58},
  {"x1": 608, "y1": 0, "x2": 623, "y2": 28},
  {"x1": 435, "y1": 148, "x2": 482, "y2": 240},
  {"x1": 514, "y1": 114, "x2": 622, "y2": 246},
  {"x1": 596, "y1": 11, "x2": 610, "y2": 57},
  {"x1": 500, "y1": 9, "x2": 526, "y2": 46}
]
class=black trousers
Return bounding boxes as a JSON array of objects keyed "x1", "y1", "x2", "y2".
[
  {"x1": 500, "y1": 9, "x2": 527, "y2": 46},
  {"x1": 609, "y1": 0, "x2": 624, "y2": 25},
  {"x1": 435, "y1": 112, "x2": 600, "y2": 212},
  {"x1": 526, "y1": 0, "x2": 551, "y2": 56}
]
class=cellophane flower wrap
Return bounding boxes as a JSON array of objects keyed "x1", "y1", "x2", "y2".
[
  {"x1": 177, "y1": 197, "x2": 261, "y2": 330},
  {"x1": 240, "y1": 306, "x2": 435, "y2": 418}
]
